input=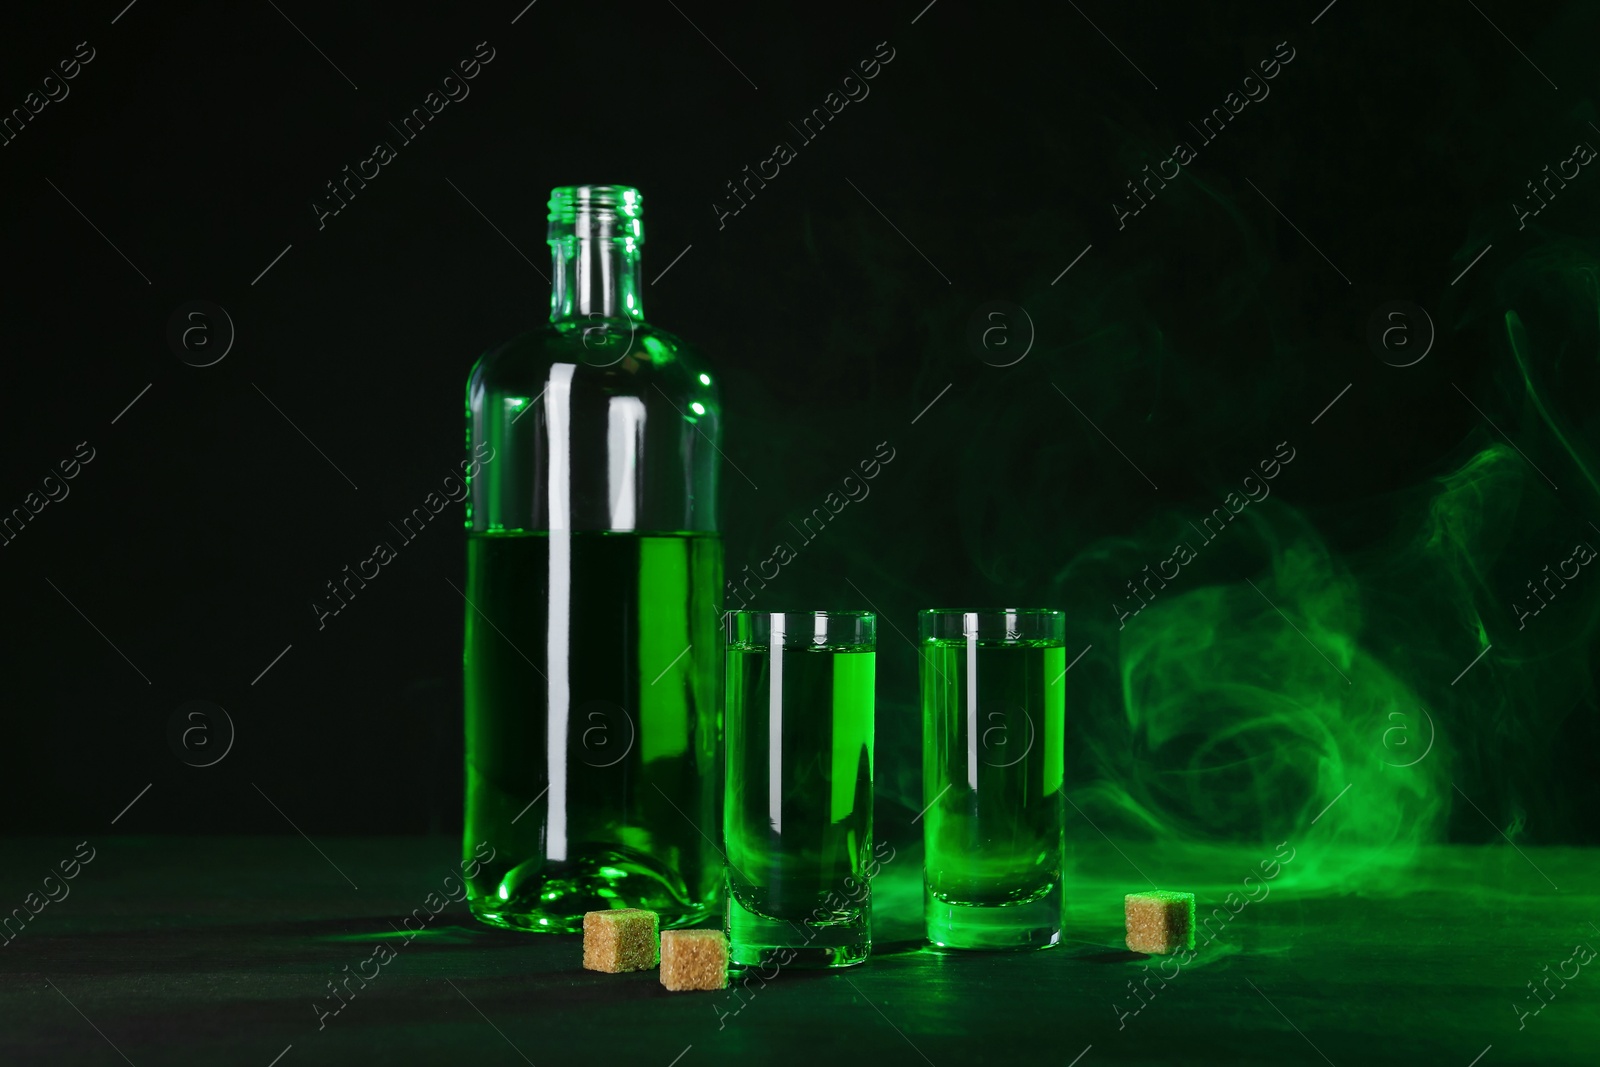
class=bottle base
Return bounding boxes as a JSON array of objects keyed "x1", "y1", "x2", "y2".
[
  {"x1": 469, "y1": 899, "x2": 715, "y2": 934},
  {"x1": 465, "y1": 845, "x2": 716, "y2": 933},
  {"x1": 726, "y1": 894, "x2": 870, "y2": 969},
  {"x1": 925, "y1": 895, "x2": 1061, "y2": 952}
]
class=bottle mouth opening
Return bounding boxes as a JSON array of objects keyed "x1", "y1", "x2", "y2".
[{"x1": 548, "y1": 185, "x2": 643, "y2": 243}]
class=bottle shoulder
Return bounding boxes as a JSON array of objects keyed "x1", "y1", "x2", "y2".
[{"x1": 468, "y1": 322, "x2": 717, "y2": 401}]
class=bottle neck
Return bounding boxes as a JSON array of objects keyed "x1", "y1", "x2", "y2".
[{"x1": 550, "y1": 236, "x2": 643, "y2": 324}]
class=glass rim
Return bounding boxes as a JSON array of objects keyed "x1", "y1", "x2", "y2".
[
  {"x1": 918, "y1": 607, "x2": 1062, "y2": 616},
  {"x1": 919, "y1": 608, "x2": 1064, "y2": 643},
  {"x1": 547, "y1": 184, "x2": 642, "y2": 212},
  {"x1": 547, "y1": 185, "x2": 643, "y2": 242},
  {"x1": 725, "y1": 609, "x2": 875, "y2": 649},
  {"x1": 725, "y1": 609, "x2": 876, "y2": 619}
]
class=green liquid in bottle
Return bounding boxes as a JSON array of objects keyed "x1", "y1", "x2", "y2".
[
  {"x1": 464, "y1": 530, "x2": 722, "y2": 931},
  {"x1": 922, "y1": 639, "x2": 1064, "y2": 949},
  {"x1": 724, "y1": 643, "x2": 874, "y2": 967}
]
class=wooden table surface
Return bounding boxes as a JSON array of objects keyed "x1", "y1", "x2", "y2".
[{"x1": 1, "y1": 836, "x2": 1593, "y2": 1066}]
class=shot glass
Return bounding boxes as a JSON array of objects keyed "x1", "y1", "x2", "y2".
[
  {"x1": 723, "y1": 610, "x2": 875, "y2": 968},
  {"x1": 920, "y1": 608, "x2": 1065, "y2": 950}
]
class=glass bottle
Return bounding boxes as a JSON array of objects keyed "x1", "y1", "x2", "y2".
[{"x1": 462, "y1": 185, "x2": 722, "y2": 932}]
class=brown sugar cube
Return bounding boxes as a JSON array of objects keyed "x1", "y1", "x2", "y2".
[
  {"x1": 1125, "y1": 891, "x2": 1195, "y2": 954},
  {"x1": 583, "y1": 909, "x2": 659, "y2": 973},
  {"x1": 659, "y1": 929, "x2": 728, "y2": 991}
]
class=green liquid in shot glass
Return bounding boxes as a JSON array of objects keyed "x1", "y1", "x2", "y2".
[
  {"x1": 724, "y1": 642, "x2": 874, "y2": 968},
  {"x1": 922, "y1": 638, "x2": 1065, "y2": 949}
]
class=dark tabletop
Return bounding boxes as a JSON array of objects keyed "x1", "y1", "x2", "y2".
[{"x1": 1, "y1": 836, "x2": 1593, "y2": 1066}]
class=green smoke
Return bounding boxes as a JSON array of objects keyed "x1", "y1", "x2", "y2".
[
  {"x1": 1066, "y1": 433, "x2": 1597, "y2": 892},
  {"x1": 1067, "y1": 500, "x2": 1450, "y2": 890},
  {"x1": 1039, "y1": 209, "x2": 1600, "y2": 885}
]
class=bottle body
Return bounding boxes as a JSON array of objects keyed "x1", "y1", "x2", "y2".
[{"x1": 463, "y1": 187, "x2": 722, "y2": 932}]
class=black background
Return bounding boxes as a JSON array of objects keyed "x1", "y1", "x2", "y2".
[{"x1": 2, "y1": 0, "x2": 1597, "y2": 843}]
